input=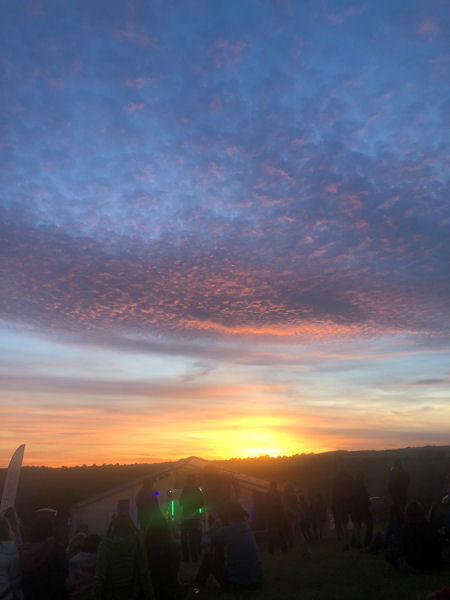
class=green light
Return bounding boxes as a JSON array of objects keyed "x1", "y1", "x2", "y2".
[{"x1": 170, "y1": 500, "x2": 175, "y2": 520}]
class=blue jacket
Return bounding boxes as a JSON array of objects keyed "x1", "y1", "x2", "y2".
[{"x1": 212, "y1": 522, "x2": 263, "y2": 586}]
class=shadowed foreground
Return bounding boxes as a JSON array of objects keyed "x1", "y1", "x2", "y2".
[{"x1": 180, "y1": 537, "x2": 449, "y2": 600}]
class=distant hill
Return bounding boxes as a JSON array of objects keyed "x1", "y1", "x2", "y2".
[
  {"x1": 219, "y1": 445, "x2": 450, "y2": 503},
  {"x1": 1, "y1": 445, "x2": 449, "y2": 528}
]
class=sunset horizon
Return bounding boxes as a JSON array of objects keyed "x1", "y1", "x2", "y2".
[
  {"x1": 5, "y1": 442, "x2": 450, "y2": 470},
  {"x1": 1, "y1": 1, "x2": 449, "y2": 469}
]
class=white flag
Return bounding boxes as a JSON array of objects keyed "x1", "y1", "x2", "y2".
[{"x1": 0, "y1": 444, "x2": 26, "y2": 514}]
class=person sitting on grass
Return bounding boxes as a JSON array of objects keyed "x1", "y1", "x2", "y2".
[
  {"x1": 386, "y1": 501, "x2": 443, "y2": 572},
  {"x1": 194, "y1": 501, "x2": 263, "y2": 592},
  {"x1": 400, "y1": 501, "x2": 444, "y2": 572}
]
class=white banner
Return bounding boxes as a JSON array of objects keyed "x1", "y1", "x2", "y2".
[{"x1": 0, "y1": 444, "x2": 26, "y2": 514}]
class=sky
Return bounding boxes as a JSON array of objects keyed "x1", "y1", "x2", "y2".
[{"x1": 1, "y1": 0, "x2": 449, "y2": 467}]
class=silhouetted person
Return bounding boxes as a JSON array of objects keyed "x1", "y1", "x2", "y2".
[
  {"x1": 145, "y1": 508, "x2": 180, "y2": 600},
  {"x1": 20, "y1": 514, "x2": 68, "y2": 600},
  {"x1": 251, "y1": 491, "x2": 266, "y2": 532},
  {"x1": 331, "y1": 466, "x2": 353, "y2": 550},
  {"x1": 136, "y1": 478, "x2": 159, "y2": 531},
  {"x1": 388, "y1": 459, "x2": 410, "y2": 511},
  {"x1": 282, "y1": 486, "x2": 310, "y2": 556},
  {"x1": 179, "y1": 474, "x2": 204, "y2": 562},
  {"x1": 384, "y1": 504, "x2": 405, "y2": 567},
  {"x1": 282, "y1": 483, "x2": 297, "y2": 547},
  {"x1": 311, "y1": 493, "x2": 327, "y2": 541},
  {"x1": 0, "y1": 515, "x2": 23, "y2": 600},
  {"x1": 195, "y1": 501, "x2": 263, "y2": 591},
  {"x1": 92, "y1": 514, "x2": 153, "y2": 600},
  {"x1": 202, "y1": 467, "x2": 235, "y2": 516},
  {"x1": 265, "y1": 482, "x2": 287, "y2": 554},
  {"x1": 66, "y1": 534, "x2": 100, "y2": 600},
  {"x1": 350, "y1": 472, "x2": 373, "y2": 548},
  {"x1": 298, "y1": 495, "x2": 313, "y2": 541}
]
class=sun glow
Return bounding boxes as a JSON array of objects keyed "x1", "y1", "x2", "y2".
[{"x1": 215, "y1": 426, "x2": 304, "y2": 459}]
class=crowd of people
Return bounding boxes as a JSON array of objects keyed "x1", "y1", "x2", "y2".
[{"x1": 0, "y1": 462, "x2": 448, "y2": 600}]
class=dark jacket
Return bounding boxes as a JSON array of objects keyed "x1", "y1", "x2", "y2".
[
  {"x1": 92, "y1": 532, "x2": 153, "y2": 600},
  {"x1": 20, "y1": 537, "x2": 68, "y2": 600},
  {"x1": 401, "y1": 521, "x2": 444, "y2": 571},
  {"x1": 179, "y1": 485, "x2": 204, "y2": 520}
]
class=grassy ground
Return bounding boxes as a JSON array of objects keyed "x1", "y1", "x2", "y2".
[{"x1": 179, "y1": 537, "x2": 449, "y2": 600}]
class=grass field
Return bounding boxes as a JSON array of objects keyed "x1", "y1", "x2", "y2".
[{"x1": 179, "y1": 537, "x2": 449, "y2": 600}]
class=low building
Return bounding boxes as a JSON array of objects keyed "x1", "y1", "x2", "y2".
[{"x1": 69, "y1": 456, "x2": 271, "y2": 537}]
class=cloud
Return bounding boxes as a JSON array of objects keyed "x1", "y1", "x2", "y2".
[
  {"x1": 123, "y1": 102, "x2": 145, "y2": 112},
  {"x1": 123, "y1": 77, "x2": 157, "y2": 89},
  {"x1": 418, "y1": 18, "x2": 441, "y2": 38},
  {"x1": 1, "y1": 0, "x2": 450, "y2": 465},
  {"x1": 114, "y1": 25, "x2": 158, "y2": 48}
]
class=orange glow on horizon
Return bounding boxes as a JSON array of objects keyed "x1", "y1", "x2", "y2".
[{"x1": 2, "y1": 387, "x2": 449, "y2": 468}]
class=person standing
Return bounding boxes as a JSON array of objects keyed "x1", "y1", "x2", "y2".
[
  {"x1": 20, "y1": 514, "x2": 68, "y2": 600},
  {"x1": 136, "y1": 479, "x2": 159, "y2": 531},
  {"x1": 350, "y1": 472, "x2": 373, "y2": 549},
  {"x1": 388, "y1": 459, "x2": 410, "y2": 511},
  {"x1": 265, "y1": 482, "x2": 287, "y2": 554},
  {"x1": 92, "y1": 515, "x2": 153, "y2": 600},
  {"x1": 179, "y1": 475, "x2": 204, "y2": 562},
  {"x1": 145, "y1": 508, "x2": 180, "y2": 600},
  {"x1": 311, "y1": 493, "x2": 327, "y2": 541},
  {"x1": 331, "y1": 466, "x2": 353, "y2": 550}
]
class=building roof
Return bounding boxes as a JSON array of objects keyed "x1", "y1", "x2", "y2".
[{"x1": 71, "y1": 456, "x2": 270, "y2": 509}]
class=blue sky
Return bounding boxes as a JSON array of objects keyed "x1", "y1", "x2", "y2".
[{"x1": 1, "y1": 0, "x2": 449, "y2": 465}]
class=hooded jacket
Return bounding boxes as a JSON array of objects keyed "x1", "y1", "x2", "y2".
[
  {"x1": 92, "y1": 533, "x2": 153, "y2": 600},
  {"x1": 19, "y1": 537, "x2": 67, "y2": 600}
]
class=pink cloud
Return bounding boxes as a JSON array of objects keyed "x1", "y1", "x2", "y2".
[
  {"x1": 123, "y1": 77, "x2": 157, "y2": 89},
  {"x1": 25, "y1": 0, "x2": 43, "y2": 17},
  {"x1": 290, "y1": 137, "x2": 308, "y2": 148},
  {"x1": 210, "y1": 94, "x2": 223, "y2": 113},
  {"x1": 267, "y1": 167, "x2": 294, "y2": 182},
  {"x1": 321, "y1": 1, "x2": 365, "y2": 25},
  {"x1": 418, "y1": 18, "x2": 441, "y2": 38},
  {"x1": 49, "y1": 78, "x2": 65, "y2": 90},
  {"x1": 326, "y1": 182, "x2": 341, "y2": 193},
  {"x1": 225, "y1": 146, "x2": 242, "y2": 156},
  {"x1": 213, "y1": 38, "x2": 246, "y2": 68},
  {"x1": 115, "y1": 25, "x2": 159, "y2": 48},
  {"x1": 123, "y1": 102, "x2": 145, "y2": 113}
]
